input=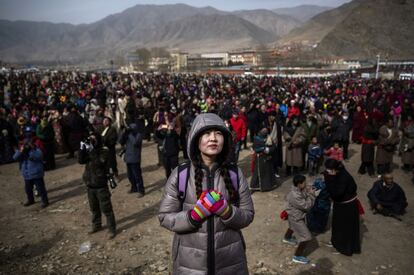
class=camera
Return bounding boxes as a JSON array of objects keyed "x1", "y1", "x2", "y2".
[
  {"x1": 22, "y1": 141, "x2": 33, "y2": 154},
  {"x1": 107, "y1": 173, "x2": 117, "y2": 189},
  {"x1": 80, "y1": 137, "x2": 94, "y2": 152}
]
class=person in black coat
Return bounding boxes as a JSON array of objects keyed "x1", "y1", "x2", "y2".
[
  {"x1": 78, "y1": 132, "x2": 116, "y2": 239},
  {"x1": 331, "y1": 111, "x2": 352, "y2": 160},
  {"x1": 250, "y1": 128, "x2": 276, "y2": 191},
  {"x1": 63, "y1": 106, "x2": 87, "y2": 159},
  {"x1": 318, "y1": 121, "x2": 333, "y2": 151},
  {"x1": 358, "y1": 118, "x2": 379, "y2": 176},
  {"x1": 367, "y1": 173, "x2": 407, "y2": 216},
  {"x1": 101, "y1": 116, "x2": 118, "y2": 177},
  {"x1": 156, "y1": 121, "x2": 180, "y2": 178},
  {"x1": 119, "y1": 123, "x2": 145, "y2": 197},
  {"x1": 247, "y1": 103, "x2": 260, "y2": 143},
  {"x1": 324, "y1": 159, "x2": 361, "y2": 256}
]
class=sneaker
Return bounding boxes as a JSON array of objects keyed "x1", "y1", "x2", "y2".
[
  {"x1": 292, "y1": 256, "x2": 310, "y2": 264},
  {"x1": 41, "y1": 202, "x2": 49, "y2": 208},
  {"x1": 282, "y1": 238, "x2": 298, "y2": 246},
  {"x1": 274, "y1": 173, "x2": 281, "y2": 178},
  {"x1": 324, "y1": 241, "x2": 333, "y2": 247},
  {"x1": 137, "y1": 192, "x2": 145, "y2": 198}
]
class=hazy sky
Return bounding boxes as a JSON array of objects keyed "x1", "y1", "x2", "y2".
[{"x1": 0, "y1": 0, "x2": 351, "y2": 24}]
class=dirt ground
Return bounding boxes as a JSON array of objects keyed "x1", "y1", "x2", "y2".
[{"x1": 0, "y1": 141, "x2": 413, "y2": 275}]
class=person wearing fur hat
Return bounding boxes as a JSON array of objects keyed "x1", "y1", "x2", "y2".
[{"x1": 159, "y1": 113, "x2": 254, "y2": 275}]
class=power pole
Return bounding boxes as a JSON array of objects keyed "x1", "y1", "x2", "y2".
[{"x1": 375, "y1": 54, "x2": 380, "y2": 79}]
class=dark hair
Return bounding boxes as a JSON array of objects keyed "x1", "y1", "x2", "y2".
[
  {"x1": 192, "y1": 128, "x2": 238, "y2": 204},
  {"x1": 325, "y1": 158, "x2": 342, "y2": 170},
  {"x1": 293, "y1": 174, "x2": 306, "y2": 186}
]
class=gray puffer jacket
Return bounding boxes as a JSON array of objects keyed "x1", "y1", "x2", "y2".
[{"x1": 159, "y1": 113, "x2": 255, "y2": 275}]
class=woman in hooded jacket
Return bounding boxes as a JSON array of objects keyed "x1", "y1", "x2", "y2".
[{"x1": 159, "y1": 113, "x2": 254, "y2": 275}]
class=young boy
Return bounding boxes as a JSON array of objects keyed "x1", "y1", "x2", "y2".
[
  {"x1": 283, "y1": 174, "x2": 318, "y2": 264},
  {"x1": 307, "y1": 136, "x2": 322, "y2": 176},
  {"x1": 324, "y1": 141, "x2": 344, "y2": 162}
]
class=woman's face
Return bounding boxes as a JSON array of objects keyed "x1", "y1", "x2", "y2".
[{"x1": 198, "y1": 129, "x2": 224, "y2": 159}]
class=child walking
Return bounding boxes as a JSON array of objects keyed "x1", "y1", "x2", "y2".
[
  {"x1": 283, "y1": 174, "x2": 318, "y2": 264},
  {"x1": 159, "y1": 113, "x2": 254, "y2": 275}
]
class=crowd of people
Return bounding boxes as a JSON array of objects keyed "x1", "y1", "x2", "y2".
[{"x1": 0, "y1": 70, "x2": 412, "y2": 267}]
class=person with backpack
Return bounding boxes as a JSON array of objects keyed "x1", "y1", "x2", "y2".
[{"x1": 158, "y1": 113, "x2": 254, "y2": 275}]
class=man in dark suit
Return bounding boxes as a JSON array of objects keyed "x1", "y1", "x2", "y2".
[{"x1": 101, "y1": 116, "x2": 118, "y2": 178}]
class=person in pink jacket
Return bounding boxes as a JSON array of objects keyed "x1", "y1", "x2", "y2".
[{"x1": 324, "y1": 141, "x2": 344, "y2": 162}]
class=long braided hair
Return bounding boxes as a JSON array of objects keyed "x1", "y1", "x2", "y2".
[{"x1": 192, "y1": 130, "x2": 239, "y2": 205}]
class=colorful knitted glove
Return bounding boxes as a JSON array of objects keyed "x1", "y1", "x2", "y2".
[
  {"x1": 209, "y1": 191, "x2": 232, "y2": 219},
  {"x1": 190, "y1": 191, "x2": 220, "y2": 223}
]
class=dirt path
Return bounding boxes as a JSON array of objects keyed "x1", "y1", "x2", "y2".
[{"x1": 0, "y1": 142, "x2": 413, "y2": 275}]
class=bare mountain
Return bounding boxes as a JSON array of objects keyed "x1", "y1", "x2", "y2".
[
  {"x1": 0, "y1": 4, "x2": 282, "y2": 63},
  {"x1": 273, "y1": 5, "x2": 333, "y2": 22},
  {"x1": 315, "y1": 0, "x2": 414, "y2": 59},
  {"x1": 279, "y1": 0, "x2": 361, "y2": 45},
  {"x1": 141, "y1": 14, "x2": 277, "y2": 52},
  {"x1": 233, "y1": 10, "x2": 301, "y2": 37}
]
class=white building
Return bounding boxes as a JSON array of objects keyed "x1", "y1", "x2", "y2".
[{"x1": 200, "y1": 53, "x2": 229, "y2": 66}]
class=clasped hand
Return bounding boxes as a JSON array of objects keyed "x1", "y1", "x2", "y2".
[{"x1": 190, "y1": 190, "x2": 231, "y2": 223}]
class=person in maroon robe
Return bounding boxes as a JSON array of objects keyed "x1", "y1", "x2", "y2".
[{"x1": 352, "y1": 105, "x2": 367, "y2": 143}]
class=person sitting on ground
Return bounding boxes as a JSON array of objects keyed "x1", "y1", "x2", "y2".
[
  {"x1": 283, "y1": 174, "x2": 319, "y2": 265},
  {"x1": 367, "y1": 173, "x2": 407, "y2": 217}
]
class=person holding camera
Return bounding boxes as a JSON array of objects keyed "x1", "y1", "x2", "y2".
[
  {"x1": 13, "y1": 136, "x2": 49, "y2": 208},
  {"x1": 78, "y1": 131, "x2": 117, "y2": 239}
]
